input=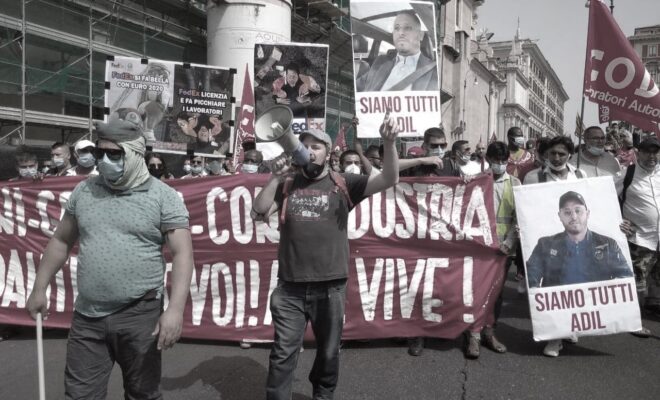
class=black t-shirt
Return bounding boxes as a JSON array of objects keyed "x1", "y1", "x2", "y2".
[{"x1": 274, "y1": 172, "x2": 369, "y2": 282}]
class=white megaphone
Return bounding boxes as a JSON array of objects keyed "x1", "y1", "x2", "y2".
[{"x1": 254, "y1": 105, "x2": 310, "y2": 165}]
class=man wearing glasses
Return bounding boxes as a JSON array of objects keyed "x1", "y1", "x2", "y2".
[
  {"x1": 181, "y1": 155, "x2": 207, "y2": 179},
  {"x1": 570, "y1": 126, "x2": 621, "y2": 177},
  {"x1": 27, "y1": 118, "x2": 194, "y2": 399},
  {"x1": 526, "y1": 190, "x2": 632, "y2": 289}
]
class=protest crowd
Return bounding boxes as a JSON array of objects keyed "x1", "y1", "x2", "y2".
[
  {"x1": 0, "y1": 1, "x2": 658, "y2": 399},
  {"x1": 1, "y1": 113, "x2": 659, "y2": 399}
]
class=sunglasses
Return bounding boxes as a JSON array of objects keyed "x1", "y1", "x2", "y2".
[
  {"x1": 191, "y1": 160, "x2": 204, "y2": 165},
  {"x1": 94, "y1": 148, "x2": 124, "y2": 161},
  {"x1": 428, "y1": 143, "x2": 448, "y2": 149}
]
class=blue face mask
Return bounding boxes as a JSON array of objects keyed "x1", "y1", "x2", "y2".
[
  {"x1": 97, "y1": 153, "x2": 124, "y2": 182},
  {"x1": 77, "y1": 153, "x2": 96, "y2": 168}
]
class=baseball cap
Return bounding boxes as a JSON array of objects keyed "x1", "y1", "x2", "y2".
[
  {"x1": 638, "y1": 136, "x2": 660, "y2": 153},
  {"x1": 299, "y1": 129, "x2": 332, "y2": 149},
  {"x1": 74, "y1": 139, "x2": 95, "y2": 153},
  {"x1": 559, "y1": 191, "x2": 586, "y2": 209}
]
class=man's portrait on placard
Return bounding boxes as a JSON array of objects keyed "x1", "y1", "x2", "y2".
[
  {"x1": 351, "y1": 0, "x2": 439, "y2": 93},
  {"x1": 515, "y1": 178, "x2": 634, "y2": 290}
]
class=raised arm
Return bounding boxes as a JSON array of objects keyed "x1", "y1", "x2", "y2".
[{"x1": 364, "y1": 112, "x2": 400, "y2": 197}]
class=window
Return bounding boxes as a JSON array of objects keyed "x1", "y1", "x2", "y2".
[{"x1": 649, "y1": 45, "x2": 658, "y2": 57}]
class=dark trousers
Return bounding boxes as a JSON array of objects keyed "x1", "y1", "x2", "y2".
[
  {"x1": 64, "y1": 296, "x2": 162, "y2": 400},
  {"x1": 266, "y1": 279, "x2": 347, "y2": 400}
]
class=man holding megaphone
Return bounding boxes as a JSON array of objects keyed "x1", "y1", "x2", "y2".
[{"x1": 253, "y1": 111, "x2": 400, "y2": 400}]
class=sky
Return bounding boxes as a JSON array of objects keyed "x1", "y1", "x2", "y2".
[{"x1": 479, "y1": 0, "x2": 659, "y2": 133}]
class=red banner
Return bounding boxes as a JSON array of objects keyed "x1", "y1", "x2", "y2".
[
  {"x1": 584, "y1": 0, "x2": 660, "y2": 134},
  {"x1": 0, "y1": 174, "x2": 506, "y2": 341},
  {"x1": 232, "y1": 64, "x2": 256, "y2": 168}
]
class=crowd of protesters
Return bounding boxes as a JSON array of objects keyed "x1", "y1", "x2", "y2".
[{"x1": 2, "y1": 118, "x2": 659, "y2": 399}]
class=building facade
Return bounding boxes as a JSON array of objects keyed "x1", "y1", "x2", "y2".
[
  {"x1": 488, "y1": 33, "x2": 568, "y2": 141},
  {"x1": 628, "y1": 24, "x2": 660, "y2": 91}
]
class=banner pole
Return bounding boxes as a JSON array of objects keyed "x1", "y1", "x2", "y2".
[
  {"x1": 577, "y1": 96, "x2": 585, "y2": 170},
  {"x1": 36, "y1": 312, "x2": 46, "y2": 400}
]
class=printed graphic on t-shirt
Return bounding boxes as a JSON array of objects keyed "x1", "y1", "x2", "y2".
[{"x1": 287, "y1": 189, "x2": 330, "y2": 221}]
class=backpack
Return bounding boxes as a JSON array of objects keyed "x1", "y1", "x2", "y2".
[
  {"x1": 618, "y1": 164, "x2": 636, "y2": 210},
  {"x1": 279, "y1": 171, "x2": 353, "y2": 226}
]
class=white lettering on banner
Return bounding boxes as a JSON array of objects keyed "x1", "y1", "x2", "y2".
[
  {"x1": 355, "y1": 257, "x2": 450, "y2": 322},
  {"x1": 394, "y1": 184, "x2": 415, "y2": 239},
  {"x1": 1, "y1": 187, "x2": 14, "y2": 235},
  {"x1": 36, "y1": 191, "x2": 57, "y2": 237},
  {"x1": 14, "y1": 189, "x2": 26, "y2": 237},
  {"x1": 397, "y1": 259, "x2": 425, "y2": 318},
  {"x1": 347, "y1": 200, "x2": 370, "y2": 240},
  {"x1": 187, "y1": 259, "x2": 279, "y2": 327},
  {"x1": 230, "y1": 187, "x2": 253, "y2": 245},
  {"x1": 462, "y1": 187, "x2": 493, "y2": 245},
  {"x1": 423, "y1": 258, "x2": 446, "y2": 322},
  {"x1": 427, "y1": 183, "x2": 453, "y2": 240},
  {"x1": 0, "y1": 251, "x2": 5, "y2": 298},
  {"x1": 211, "y1": 262, "x2": 234, "y2": 326},
  {"x1": 372, "y1": 189, "x2": 395, "y2": 238},
  {"x1": 589, "y1": 49, "x2": 660, "y2": 98},
  {"x1": 248, "y1": 260, "x2": 260, "y2": 326},
  {"x1": 235, "y1": 261, "x2": 246, "y2": 328},
  {"x1": 1, "y1": 250, "x2": 26, "y2": 307},
  {"x1": 462, "y1": 257, "x2": 474, "y2": 323},
  {"x1": 207, "y1": 187, "x2": 230, "y2": 245}
]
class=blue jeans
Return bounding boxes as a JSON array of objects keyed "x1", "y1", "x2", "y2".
[{"x1": 266, "y1": 279, "x2": 347, "y2": 400}]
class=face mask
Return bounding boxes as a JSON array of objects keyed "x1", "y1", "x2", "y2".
[
  {"x1": 586, "y1": 145, "x2": 605, "y2": 157},
  {"x1": 52, "y1": 157, "x2": 65, "y2": 168},
  {"x1": 77, "y1": 153, "x2": 96, "y2": 168},
  {"x1": 513, "y1": 137, "x2": 525, "y2": 148},
  {"x1": 148, "y1": 166, "x2": 164, "y2": 178},
  {"x1": 97, "y1": 153, "x2": 124, "y2": 182},
  {"x1": 242, "y1": 164, "x2": 259, "y2": 174},
  {"x1": 183, "y1": 164, "x2": 192, "y2": 174},
  {"x1": 344, "y1": 164, "x2": 361, "y2": 175},
  {"x1": 192, "y1": 165, "x2": 204, "y2": 175},
  {"x1": 19, "y1": 167, "x2": 38, "y2": 178},
  {"x1": 545, "y1": 159, "x2": 567, "y2": 172},
  {"x1": 429, "y1": 147, "x2": 445, "y2": 158},
  {"x1": 303, "y1": 162, "x2": 325, "y2": 179},
  {"x1": 491, "y1": 163, "x2": 507, "y2": 175},
  {"x1": 459, "y1": 154, "x2": 471, "y2": 164}
]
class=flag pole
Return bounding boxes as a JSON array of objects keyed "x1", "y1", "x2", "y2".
[{"x1": 578, "y1": 1, "x2": 596, "y2": 170}]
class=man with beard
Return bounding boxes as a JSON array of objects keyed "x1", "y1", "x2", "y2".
[
  {"x1": 252, "y1": 113, "x2": 400, "y2": 400},
  {"x1": 569, "y1": 126, "x2": 620, "y2": 177}
]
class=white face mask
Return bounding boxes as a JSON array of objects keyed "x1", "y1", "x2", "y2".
[
  {"x1": 183, "y1": 164, "x2": 192, "y2": 174},
  {"x1": 458, "y1": 154, "x2": 471, "y2": 164},
  {"x1": 77, "y1": 153, "x2": 96, "y2": 168},
  {"x1": 545, "y1": 159, "x2": 567, "y2": 172},
  {"x1": 344, "y1": 164, "x2": 361, "y2": 175},
  {"x1": 19, "y1": 167, "x2": 38, "y2": 178},
  {"x1": 242, "y1": 163, "x2": 259, "y2": 174},
  {"x1": 491, "y1": 163, "x2": 507, "y2": 175},
  {"x1": 191, "y1": 165, "x2": 204, "y2": 175},
  {"x1": 586, "y1": 145, "x2": 605, "y2": 157},
  {"x1": 52, "y1": 157, "x2": 65, "y2": 168},
  {"x1": 97, "y1": 154, "x2": 124, "y2": 182},
  {"x1": 429, "y1": 147, "x2": 445, "y2": 158}
]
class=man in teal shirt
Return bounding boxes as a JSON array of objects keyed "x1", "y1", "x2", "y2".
[{"x1": 27, "y1": 117, "x2": 193, "y2": 399}]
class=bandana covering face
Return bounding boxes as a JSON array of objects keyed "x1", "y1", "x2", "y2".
[{"x1": 104, "y1": 136, "x2": 151, "y2": 191}]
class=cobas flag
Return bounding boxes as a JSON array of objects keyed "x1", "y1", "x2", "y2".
[{"x1": 584, "y1": 0, "x2": 660, "y2": 134}]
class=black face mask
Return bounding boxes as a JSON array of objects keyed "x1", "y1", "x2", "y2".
[
  {"x1": 303, "y1": 162, "x2": 325, "y2": 179},
  {"x1": 148, "y1": 167, "x2": 164, "y2": 178}
]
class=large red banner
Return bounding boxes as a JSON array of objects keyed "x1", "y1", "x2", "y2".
[
  {"x1": 0, "y1": 174, "x2": 506, "y2": 341},
  {"x1": 584, "y1": 0, "x2": 660, "y2": 134}
]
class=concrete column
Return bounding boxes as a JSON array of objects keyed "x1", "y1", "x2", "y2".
[{"x1": 206, "y1": 0, "x2": 292, "y2": 96}]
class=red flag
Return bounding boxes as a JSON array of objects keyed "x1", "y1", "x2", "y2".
[
  {"x1": 584, "y1": 0, "x2": 660, "y2": 134},
  {"x1": 233, "y1": 64, "x2": 256, "y2": 167},
  {"x1": 333, "y1": 123, "x2": 349, "y2": 153}
]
